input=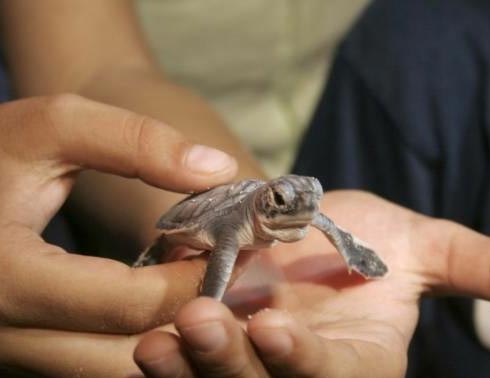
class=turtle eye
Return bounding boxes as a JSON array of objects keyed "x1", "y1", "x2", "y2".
[{"x1": 272, "y1": 190, "x2": 286, "y2": 206}]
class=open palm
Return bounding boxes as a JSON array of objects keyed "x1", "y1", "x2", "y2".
[
  {"x1": 135, "y1": 190, "x2": 490, "y2": 378},
  {"x1": 244, "y1": 190, "x2": 434, "y2": 377}
]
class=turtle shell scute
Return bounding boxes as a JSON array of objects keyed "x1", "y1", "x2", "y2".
[{"x1": 155, "y1": 179, "x2": 265, "y2": 231}]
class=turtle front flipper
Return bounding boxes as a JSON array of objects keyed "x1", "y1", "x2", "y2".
[
  {"x1": 312, "y1": 213, "x2": 388, "y2": 278},
  {"x1": 201, "y1": 228, "x2": 239, "y2": 301}
]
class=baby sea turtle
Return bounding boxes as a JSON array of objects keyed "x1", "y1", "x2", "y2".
[{"x1": 134, "y1": 175, "x2": 388, "y2": 300}]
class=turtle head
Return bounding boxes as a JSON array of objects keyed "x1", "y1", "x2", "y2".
[{"x1": 253, "y1": 175, "x2": 323, "y2": 240}]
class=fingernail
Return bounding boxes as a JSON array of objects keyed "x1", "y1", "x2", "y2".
[
  {"x1": 137, "y1": 356, "x2": 183, "y2": 378},
  {"x1": 185, "y1": 145, "x2": 236, "y2": 174},
  {"x1": 250, "y1": 328, "x2": 293, "y2": 358},
  {"x1": 180, "y1": 321, "x2": 228, "y2": 352}
]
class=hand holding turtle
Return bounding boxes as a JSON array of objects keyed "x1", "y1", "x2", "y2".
[
  {"x1": 0, "y1": 94, "x2": 238, "y2": 377},
  {"x1": 134, "y1": 175, "x2": 388, "y2": 300},
  {"x1": 134, "y1": 191, "x2": 490, "y2": 378}
]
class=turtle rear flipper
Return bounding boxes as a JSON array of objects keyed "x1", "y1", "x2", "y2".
[
  {"x1": 312, "y1": 213, "x2": 388, "y2": 278},
  {"x1": 132, "y1": 235, "x2": 170, "y2": 267}
]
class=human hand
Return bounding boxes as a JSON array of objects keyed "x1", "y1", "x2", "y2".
[
  {"x1": 134, "y1": 191, "x2": 490, "y2": 377},
  {"x1": 0, "y1": 94, "x2": 239, "y2": 377}
]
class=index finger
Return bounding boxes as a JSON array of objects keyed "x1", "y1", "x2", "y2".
[
  {"x1": 0, "y1": 224, "x2": 206, "y2": 333},
  {"x1": 0, "y1": 223, "x2": 254, "y2": 334}
]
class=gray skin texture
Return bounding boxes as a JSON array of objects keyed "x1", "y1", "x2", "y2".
[{"x1": 134, "y1": 175, "x2": 388, "y2": 301}]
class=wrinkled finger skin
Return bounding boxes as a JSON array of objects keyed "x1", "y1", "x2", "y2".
[
  {"x1": 0, "y1": 95, "x2": 238, "y2": 377},
  {"x1": 135, "y1": 298, "x2": 269, "y2": 378},
  {"x1": 0, "y1": 95, "x2": 237, "y2": 231}
]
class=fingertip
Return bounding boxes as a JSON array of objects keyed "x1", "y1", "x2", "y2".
[
  {"x1": 134, "y1": 332, "x2": 188, "y2": 378},
  {"x1": 134, "y1": 331, "x2": 179, "y2": 363},
  {"x1": 184, "y1": 144, "x2": 238, "y2": 177},
  {"x1": 173, "y1": 298, "x2": 234, "y2": 355},
  {"x1": 247, "y1": 309, "x2": 329, "y2": 377},
  {"x1": 175, "y1": 297, "x2": 231, "y2": 328},
  {"x1": 174, "y1": 297, "x2": 269, "y2": 377},
  {"x1": 123, "y1": 116, "x2": 238, "y2": 193},
  {"x1": 247, "y1": 309, "x2": 296, "y2": 359},
  {"x1": 149, "y1": 143, "x2": 238, "y2": 194}
]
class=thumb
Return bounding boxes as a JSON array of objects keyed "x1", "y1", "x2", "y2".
[
  {"x1": 426, "y1": 219, "x2": 490, "y2": 300},
  {"x1": 1, "y1": 94, "x2": 237, "y2": 192}
]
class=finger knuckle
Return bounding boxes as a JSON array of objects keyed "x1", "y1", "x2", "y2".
[
  {"x1": 43, "y1": 93, "x2": 86, "y2": 121},
  {"x1": 118, "y1": 113, "x2": 155, "y2": 178},
  {"x1": 122, "y1": 113, "x2": 186, "y2": 177},
  {"x1": 123, "y1": 114, "x2": 154, "y2": 158},
  {"x1": 41, "y1": 93, "x2": 89, "y2": 139}
]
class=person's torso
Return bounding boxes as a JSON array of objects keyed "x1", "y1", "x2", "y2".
[{"x1": 135, "y1": 0, "x2": 369, "y2": 176}]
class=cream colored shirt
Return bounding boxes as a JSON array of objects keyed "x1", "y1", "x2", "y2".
[{"x1": 135, "y1": 0, "x2": 369, "y2": 177}]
